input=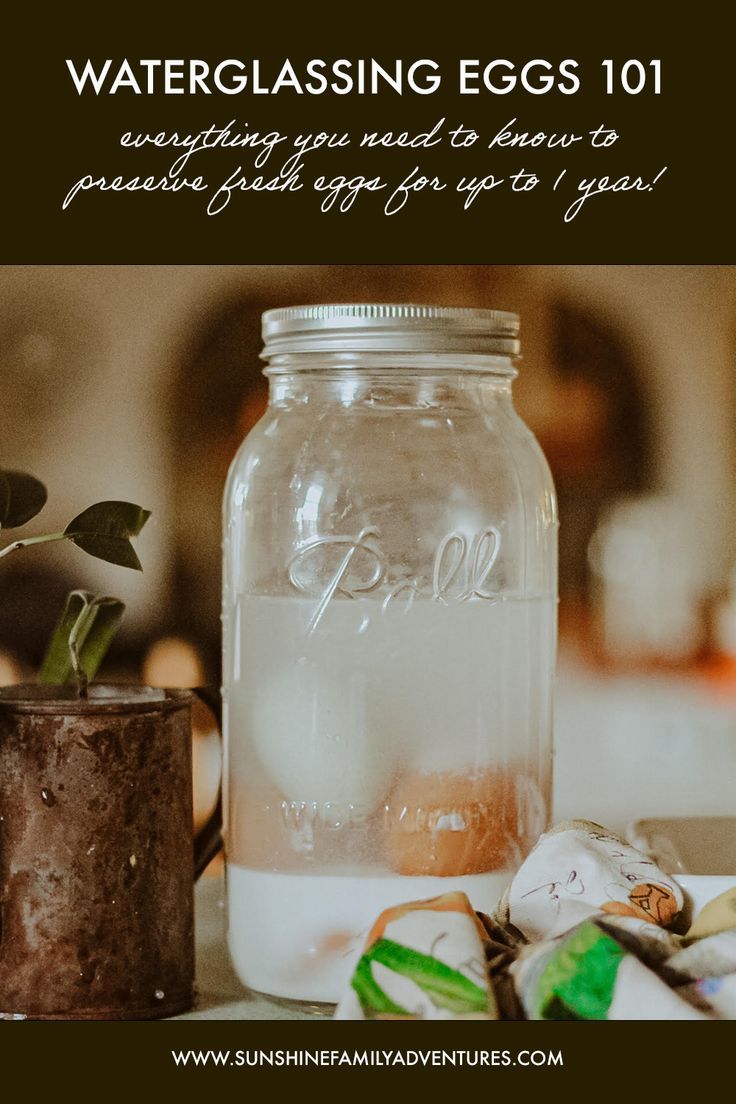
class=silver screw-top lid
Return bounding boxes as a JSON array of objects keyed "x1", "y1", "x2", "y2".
[{"x1": 261, "y1": 303, "x2": 520, "y2": 358}]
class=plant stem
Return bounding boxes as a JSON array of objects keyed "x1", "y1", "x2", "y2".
[
  {"x1": 68, "y1": 599, "x2": 96, "y2": 700},
  {"x1": 0, "y1": 532, "x2": 67, "y2": 559}
]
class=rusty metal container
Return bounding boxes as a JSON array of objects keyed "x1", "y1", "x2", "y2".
[{"x1": 0, "y1": 685, "x2": 195, "y2": 1020}]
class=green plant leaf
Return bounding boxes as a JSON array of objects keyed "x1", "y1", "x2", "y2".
[
  {"x1": 0, "y1": 470, "x2": 48, "y2": 529},
  {"x1": 39, "y1": 591, "x2": 93, "y2": 685},
  {"x1": 64, "y1": 501, "x2": 151, "y2": 570},
  {"x1": 39, "y1": 590, "x2": 125, "y2": 690}
]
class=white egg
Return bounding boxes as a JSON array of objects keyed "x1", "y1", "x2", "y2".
[{"x1": 250, "y1": 661, "x2": 394, "y2": 815}]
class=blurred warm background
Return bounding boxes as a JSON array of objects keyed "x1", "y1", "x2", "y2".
[{"x1": 1, "y1": 264, "x2": 735, "y2": 833}]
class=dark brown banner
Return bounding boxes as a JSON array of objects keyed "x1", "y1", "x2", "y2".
[{"x1": 2, "y1": 3, "x2": 731, "y2": 261}]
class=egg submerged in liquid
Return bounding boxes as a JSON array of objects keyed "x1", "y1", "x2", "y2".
[{"x1": 249, "y1": 659, "x2": 396, "y2": 817}]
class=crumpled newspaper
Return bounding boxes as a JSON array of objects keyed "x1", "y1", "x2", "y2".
[
  {"x1": 335, "y1": 820, "x2": 736, "y2": 1020},
  {"x1": 335, "y1": 891, "x2": 498, "y2": 1020}
]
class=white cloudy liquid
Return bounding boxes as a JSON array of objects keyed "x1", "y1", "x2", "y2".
[
  {"x1": 223, "y1": 593, "x2": 555, "y2": 1001},
  {"x1": 227, "y1": 865, "x2": 510, "y2": 1004}
]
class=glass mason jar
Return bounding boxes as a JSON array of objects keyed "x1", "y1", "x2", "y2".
[{"x1": 222, "y1": 304, "x2": 557, "y2": 1005}]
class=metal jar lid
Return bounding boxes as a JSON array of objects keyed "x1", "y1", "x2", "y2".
[{"x1": 261, "y1": 303, "x2": 520, "y2": 358}]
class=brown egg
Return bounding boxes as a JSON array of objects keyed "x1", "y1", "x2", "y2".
[{"x1": 386, "y1": 768, "x2": 519, "y2": 877}]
